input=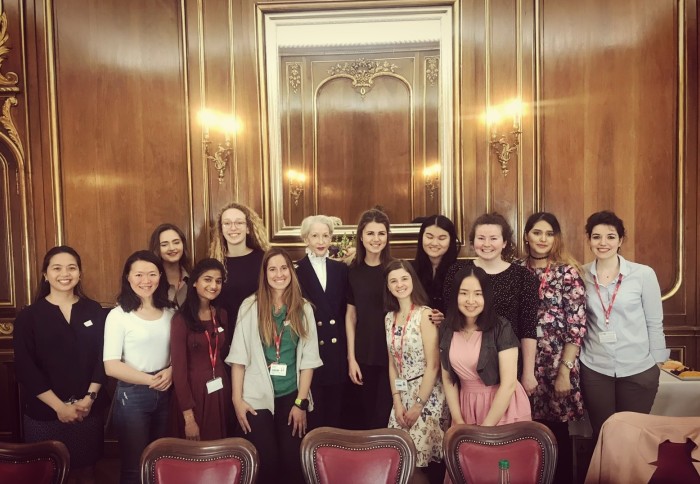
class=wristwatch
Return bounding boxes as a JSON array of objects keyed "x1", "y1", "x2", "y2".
[
  {"x1": 294, "y1": 398, "x2": 309, "y2": 411},
  {"x1": 86, "y1": 391, "x2": 98, "y2": 401},
  {"x1": 415, "y1": 396, "x2": 425, "y2": 406},
  {"x1": 561, "y1": 360, "x2": 574, "y2": 370}
]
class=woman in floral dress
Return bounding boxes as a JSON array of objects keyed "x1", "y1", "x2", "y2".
[
  {"x1": 384, "y1": 260, "x2": 447, "y2": 484},
  {"x1": 517, "y1": 212, "x2": 586, "y2": 484}
]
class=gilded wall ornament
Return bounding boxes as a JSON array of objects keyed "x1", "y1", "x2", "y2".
[
  {"x1": 328, "y1": 58, "x2": 399, "y2": 97},
  {"x1": 0, "y1": 12, "x2": 19, "y2": 90},
  {"x1": 426, "y1": 57, "x2": 439, "y2": 86},
  {"x1": 288, "y1": 62, "x2": 301, "y2": 94},
  {"x1": 0, "y1": 322, "x2": 13, "y2": 336},
  {"x1": 1, "y1": 97, "x2": 24, "y2": 157}
]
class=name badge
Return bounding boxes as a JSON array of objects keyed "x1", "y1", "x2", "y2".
[
  {"x1": 269, "y1": 363, "x2": 287, "y2": 376},
  {"x1": 206, "y1": 377, "x2": 224, "y2": 394},
  {"x1": 217, "y1": 326, "x2": 224, "y2": 333},
  {"x1": 394, "y1": 379, "x2": 408, "y2": 392},
  {"x1": 600, "y1": 331, "x2": 617, "y2": 343},
  {"x1": 536, "y1": 326, "x2": 544, "y2": 338},
  {"x1": 84, "y1": 320, "x2": 93, "y2": 327}
]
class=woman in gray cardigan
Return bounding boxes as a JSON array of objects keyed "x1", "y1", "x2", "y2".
[{"x1": 226, "y1": 248, "x2": 322, "y2": 484}]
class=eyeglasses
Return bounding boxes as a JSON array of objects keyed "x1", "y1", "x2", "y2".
[{"x1": 222, "y1": 220, "x2": 246, "y2": 229}]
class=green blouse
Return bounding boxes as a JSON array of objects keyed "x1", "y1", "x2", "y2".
[{"x1": 263, "y1": 306, "x2": 299, "y2": 397}]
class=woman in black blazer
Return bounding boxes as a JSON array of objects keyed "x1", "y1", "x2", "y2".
[{"x1": 296, "y1": 215, "x2": 349, "y2": 428}]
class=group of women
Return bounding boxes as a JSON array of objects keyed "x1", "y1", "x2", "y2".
[{"x1": 13, "y1": 203, "x2": 668, "y2": 484}]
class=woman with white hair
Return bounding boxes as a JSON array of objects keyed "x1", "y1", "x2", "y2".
[{"x1": 295, "y1": 215, "x2": 349, "y2": 428}]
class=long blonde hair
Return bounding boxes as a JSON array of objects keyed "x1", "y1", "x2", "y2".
[
  {"x1": 209, "y1": 202, "x2": 270, "y2": 265},
  {"x1": 256, "y1": 248, "x2": 308, "y2": 346}
]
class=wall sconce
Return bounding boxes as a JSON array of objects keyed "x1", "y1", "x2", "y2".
[
  {"x1": 487, "y1": 99, "x2": 523, "y2": 177},
  {"x1": 200, "y1": 110, "x2": 238, "y2": 184},
  {"x1": 287, "y1": 169, "x2": 306, "y2": 206},
  {"x1": 423, "y1": 163, "x2": 441, "y2": 200}
]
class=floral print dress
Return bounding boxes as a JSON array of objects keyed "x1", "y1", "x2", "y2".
[
  {"x1": 385, "y1": 306, "x2": 448, "y2": 467},
  {"x1": 516, "y1": 260, "x2": 587, "y2": 422}
]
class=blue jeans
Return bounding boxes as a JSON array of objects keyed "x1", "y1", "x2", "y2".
[{"x1": 114, "y1": 381, "x2": 170, "y2": 484}]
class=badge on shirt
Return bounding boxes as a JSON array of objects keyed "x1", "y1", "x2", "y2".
[
  {"x1": 83, "y1": 320, "x2": 93, "y2": 327},
  {"x1": 206, "y1": 377, "x2": 224, "y2": 394},
  {"x1": 269, "y1": 363, "x2": 288, "y2": 376},
  {"x1": 536, "y1": 325, "x2": 544, "y2": 338},
  {"x1": 599, "y1": 331, "x2": 617, "y2": 343},
  {"x1": 217, "y1": 326, "x2": 224, "y2": 333},
  {"x1": 394, "y1": 378, "x2": 408, "y2": 392}
]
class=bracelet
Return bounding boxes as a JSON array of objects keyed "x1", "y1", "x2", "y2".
[{"x1": 392, "y1": 391, "x2": 401, "y2": 396}]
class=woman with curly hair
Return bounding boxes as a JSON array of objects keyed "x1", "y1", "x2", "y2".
[{"x1": 209, "y1": 202, "x2": 269, "y2": 334}]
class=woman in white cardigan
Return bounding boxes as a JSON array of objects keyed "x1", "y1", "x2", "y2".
[{"x1": 226, "y1": 248, "x2": 322, "y2": 484}]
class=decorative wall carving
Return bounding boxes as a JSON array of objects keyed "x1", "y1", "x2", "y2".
[{"x1": 327, "y1": 58, "x2": 399, "y2": 97}]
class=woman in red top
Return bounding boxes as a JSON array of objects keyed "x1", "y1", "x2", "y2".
[{"x1": 170, "y1": 258, "x2": 231, "y2": 440}]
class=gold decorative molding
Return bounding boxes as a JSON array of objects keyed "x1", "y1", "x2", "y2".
[
  {"x1": 327, "y1": 58, "x2": 398, "y2": 97},
  {"x1": 0, "y1": 321, "x2": 13, "y2": 336},
  {"x1": 425, "y1": 56, "x2": 439, "y2": 86},
  {"x1": 288, "y1": 62, "x2": 301, "y2": 94},
  {"x1": 1, "y1": 97, "x2": 24, "y2": 157},
  {"x1": 0, "y1": 12, "x2": 19, "y2": 91}
]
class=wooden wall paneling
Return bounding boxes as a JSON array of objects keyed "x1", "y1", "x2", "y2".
[
  {"x1": 487, "y1": 0, "x2": 522, "y2": 234},
  {"x1": 419, "y1": 50, "x2": 441, "y2": 218},
  {"x1": 51, "y1": 0, "x2": 191, "y2": 304},
  {"x1": 0, "y1": 351, "x2": 20, "y2": 441},
  {"x1": 459, "y1": 0, "x2": 486, "y2": 253}
]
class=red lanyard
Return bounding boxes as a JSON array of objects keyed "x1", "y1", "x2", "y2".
[
  {"x1": 593, "y1": 274, "x2": 623, "y2": 327},
  {"x1": 391, "y1": 305, "x2": 414, "y2": 377},
  {"x1": 203, "y1": 308, "x2": 219, "y2": 378},
  {"x1": 272, "y1": 321, "x2": 286, "y2": 363},
  {"x1": 526, "y1": 259, "x2": 551, "y2": 299}
]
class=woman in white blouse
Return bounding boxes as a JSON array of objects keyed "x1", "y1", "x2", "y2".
[
  {"x1": 580, "y1": 211, "x2": 669, "y2": 440},
  {"x1": 104, "y1": 250, "x2": 175, "y2": 484}
]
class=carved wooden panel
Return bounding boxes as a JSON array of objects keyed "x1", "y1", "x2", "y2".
[{"x1": 279, "y1": 49, "x2": 440, "y2": 226}]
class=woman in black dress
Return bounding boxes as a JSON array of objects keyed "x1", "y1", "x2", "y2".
[
  {"x1": 209, "y1": 202, "x2": 269, "y2": 334},
  {"x1": 14, "y1": 246, "x2": 106, "y2": 484}
]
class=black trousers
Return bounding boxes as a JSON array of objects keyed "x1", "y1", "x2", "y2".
[
  {"x1": 536, "y1": 419, "x2": 572, "y2": 484},
  {"x1": 235, "y1": 392, "x2": 304, "y2": 484},
  {"x1": 580, "y1": 363, "x2": 659, "y2": 441},
  {"x1": 344, "y1": 363, "x2": 392, "y2": 430},
  {"x1": 308, "y1": 381, "x2": 344, "y2": 430}
]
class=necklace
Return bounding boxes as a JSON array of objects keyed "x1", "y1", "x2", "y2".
[{"x1": 529, "y1": 253, "x2": 549, "y2": 260}]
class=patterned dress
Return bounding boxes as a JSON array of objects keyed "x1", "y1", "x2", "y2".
[
  {"x1": 385, "y1": 306, "x2": 448, "y2": 467},
  {"x1": 516, "y1": 260, "x2": 587, "y2": 422}
]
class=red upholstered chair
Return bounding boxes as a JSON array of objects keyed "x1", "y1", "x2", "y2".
[
  {"x1": 0, "y1": 440, "x2": 69, "y2": 484},
  {"x1": 140, "y1": 437, "x2": 258, "y2": 484},
  {"x1": 300, "y1": 427, "x2": 416, "y2": 484},
  {"x1": 443, "y1": 421, "x2": 557, "y2": 484}
]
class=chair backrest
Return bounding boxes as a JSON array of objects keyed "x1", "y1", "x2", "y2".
[
  {"x1": 443, "y1": 421, "x2": 557, "y2": 484},
  {"x1": 0, "y1": 440, "x2": 70, "y2": 484},
  {"x1": 140, "y1": 437, "x2": 258, "y2": 484},
  {"x1": 300, "y1": 427, "x2": 416, "y2": 484}
]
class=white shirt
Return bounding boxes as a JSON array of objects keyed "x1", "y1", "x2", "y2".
[
  {"x1": 103, "y1": 305, "x2": 174, "y2": 372},
  {"x1": 581, "y1": 255, "x2": 669, "y2": 377},
  {"x1": 306, "y1": 249, "x2": 328, "y2": 291}
]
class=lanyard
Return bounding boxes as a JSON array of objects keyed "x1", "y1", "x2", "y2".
[
  {"x1": 391, "y1": 305, "x2": 414, "y2": 377},
  {"x1": 593, "y1": 274, "x2": 623, "y2": 327},
  {"x1": 203, "y1": 308, "x2": 219, "y2": 378},
  {"x1": 272, "y1": 321, "x2": 286, "y2": 363}
]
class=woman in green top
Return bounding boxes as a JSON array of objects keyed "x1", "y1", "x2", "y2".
[{"x1": 227, "y1": 248, "x2": 322, "y2": 484}]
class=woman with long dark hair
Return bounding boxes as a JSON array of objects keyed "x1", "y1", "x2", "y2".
[
  {"x1": 14, "y1": 246, "x2": 106, "y2": 484},
  {"x1": 346, "y1": 208, "x2": 395, "y2": 429},
  {"x1": 149, "y1": 223, "x2": 191, "y2": 309},
  {"x1": 440, "y1": 265, "x2": 531, "y2": 428},
  {"x1": 104, "y1": 250, "x2": 174, "y2": 484},
  {"x1": 226, "y1": 248, "x2": 322, "y2": 484},
  {"x1": 517, "y1": 212, "x2": 586, "y2": 483},
  {"x1": 171, "y1": 258, "x2": 231, "y2": 440},
  {"x1": 412, "y1": 215, "x2": 459, "y2": 315}
]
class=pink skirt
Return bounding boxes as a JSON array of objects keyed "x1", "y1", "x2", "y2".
[{"x1": 458, "y1": 378, "x2": 531, "y2": 425}]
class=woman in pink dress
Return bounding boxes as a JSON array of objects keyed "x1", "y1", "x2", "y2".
[{"x1": 440, "y1": 265, "x2": 531, "y2": 427}]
